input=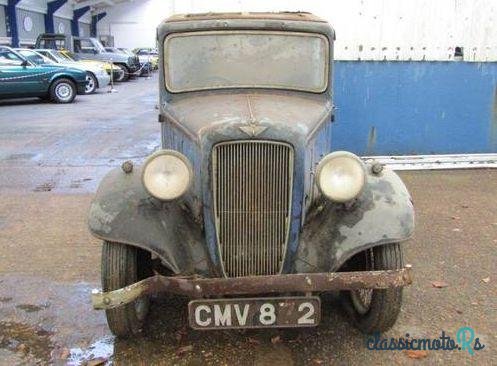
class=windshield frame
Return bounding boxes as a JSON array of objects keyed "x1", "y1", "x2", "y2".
[{"x1": 163, "y1": 30, "x2": 329, "y2": 94}]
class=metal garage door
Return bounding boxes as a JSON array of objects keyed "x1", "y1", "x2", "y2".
[
  {"x1": 79, "y1": 22, "x2": 90, "y2": 37},
  {"x1": 54, "y1": 16, "x2": 71, "y2": 37},
  {"x1": 0, "y1": 5, "x2": 6, "y2": 38},
  {"x1": 16, "y1": 9, "x2": 44, "y2": 46}
]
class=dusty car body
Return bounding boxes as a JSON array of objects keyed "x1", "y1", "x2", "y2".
[{"x1": 89, "y1": 12, "x2": 414, "y2": 336}]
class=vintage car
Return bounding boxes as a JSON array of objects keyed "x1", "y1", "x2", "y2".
[
  {"x1": 35, "y1": 48, "x2": 110, "y2": 94},
  {"x1": 0, "y1": 46, "x2": 86, "y2": 103},
  {"x1": 35, "y1": 33, "x2": 140, "y2": 82},
  {"x1": 89, "y1": 12, "x2": 414, "y2": 337}
]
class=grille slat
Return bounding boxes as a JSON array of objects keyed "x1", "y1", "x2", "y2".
[{"x1": 213, "y1": 140, "x2": 294, "y2": 277}]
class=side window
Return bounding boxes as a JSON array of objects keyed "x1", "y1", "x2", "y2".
[
  {"x1": 0, "y1": 50, "x2": 24, "y2": 66},
  {"x1": 79, "y1": 40, "x2": 97, "y2": 54},
  {"x1": 137, "y1": 50, "x2": 147, "y2": 55},
  {"x1": 19, "y1": 51, "x2": 45, "y2": 65}
]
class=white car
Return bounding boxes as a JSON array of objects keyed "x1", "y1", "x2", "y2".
[{"x1": 35, "y1": 49, "x2": 110, "y2": 94}]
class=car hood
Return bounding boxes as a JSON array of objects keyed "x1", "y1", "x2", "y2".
[
  {"x1": 58, "y1": 61, "x2": 102, "y2": 73},
  {"x1": 163, "y1": 91, "x2": 333, "y2": 144},
  {"x1": 40, "y1": 64, "x2": 86, "y2": 77}
]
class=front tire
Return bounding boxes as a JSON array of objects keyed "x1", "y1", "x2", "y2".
[
  {"x1": 341, "y1": 243, "x2": 404, "y2": 334},
  {"x1": 85, "y1": 72, "x2": 98, "y2": 94},
  {"x1": 101, "y1": 241, "x2": 151, "y2": 337},
  {"x1": 114, "y1": 64, "x2": 129, "y2": 82},
  {"x1": 49, "y1": 78, "x2": 76, "y2": 103}
]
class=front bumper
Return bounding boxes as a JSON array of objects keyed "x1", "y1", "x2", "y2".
[
  {"x1": 96, "y1": 72, "x2": 110, "y2": 88},
  {"x1": 91, "y1": 265, "x2": 413, "y2": 310},
  {"x1": 76, "y1": 81, "x2": 87, "y2": 95}
]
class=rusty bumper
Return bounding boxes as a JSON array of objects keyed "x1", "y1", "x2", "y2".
[{"x1": 92, "y1": 265, "x2": 413, "y2": 310}]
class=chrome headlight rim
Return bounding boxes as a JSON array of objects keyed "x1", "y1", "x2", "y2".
[
  {"x1": 315, "y1": 151, "x2": 367, "y2": 203},
  {"x1": 141, "y1": 149, "x2": 193, "y2": 201}
]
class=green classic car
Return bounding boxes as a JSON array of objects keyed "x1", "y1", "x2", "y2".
[{"x1": 0, "y1": 46, "x2": 87, "y2": 103}]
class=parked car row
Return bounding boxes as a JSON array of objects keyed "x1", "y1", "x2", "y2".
[
  {"x1": 0, "y1": 42, "x2": 158, "y2": 104},
  {"x1": 35, "y1": 34, "x2": 144, "y2": 82}
]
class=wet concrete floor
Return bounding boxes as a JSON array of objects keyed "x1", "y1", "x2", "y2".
[{"x1": 0, "y1": 75, "x2": 496, "y2": 365}]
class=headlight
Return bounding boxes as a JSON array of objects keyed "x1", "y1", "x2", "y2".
[
  {"x1": 142, "y1": 150, "x2": 193, "y2": 200},
  {"x1": 316, "y1": 151, "x2": 366, "y2": 202}
]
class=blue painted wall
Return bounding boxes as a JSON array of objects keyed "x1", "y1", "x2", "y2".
[{"x1": 333, "y1": 61, "x2": 497, "y2": 155}]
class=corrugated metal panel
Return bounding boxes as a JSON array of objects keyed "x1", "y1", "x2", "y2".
[
  {"x1": 79, "y1": 22, "x2": 91, "y2": 37},
  {"x1": 172, "y1": 0, "x2": 497, "y2": 62},
  {"x1": 332, "y1": 61, "x2": 497, "y2": 155},
  {"x1": 16, "y1": 8, "x2": 44, "y2": 44},
  {"x1": 53, "y1": 2, "x2": 72, "y2": 20},
  {"x1": 54, "y1": 16, "x2": 71, "y2": 37},
  {"x1": 0, "y1": 5, "x2": 6, "y2": 38}
]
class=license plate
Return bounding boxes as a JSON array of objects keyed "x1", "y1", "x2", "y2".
[{"x1": 188, "y1": 296, "x2": 320, "y2": 330}]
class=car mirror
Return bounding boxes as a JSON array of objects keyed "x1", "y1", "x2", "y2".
[{"x1": 21, "y1": 59, "x2": 29, "y2": 67}]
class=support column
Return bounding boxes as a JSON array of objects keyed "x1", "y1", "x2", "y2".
[
  {"x1": 91, "y1": 12, "x2": 106, "y2": 37},
  {"x1": 6, "y1": 0, "x2": 22, "y2": 47},
  {"x1": 45, "y1": 0, "x2": 67, "y2": 34},
  {"x1": 71, "y1": 6, "x2": 90, "y2": 37}
]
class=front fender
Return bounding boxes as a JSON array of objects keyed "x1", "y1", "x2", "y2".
[
  {"x1": 88, "y1": 166, "x2": 212, "y2": 276},
  {"x1": 295, "y1": 168, "x2": 414, "y2": 273}
]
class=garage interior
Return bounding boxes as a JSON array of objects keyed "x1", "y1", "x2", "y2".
[{"x1": 0, "y1": 0, "x2": 496, "y2": 365}]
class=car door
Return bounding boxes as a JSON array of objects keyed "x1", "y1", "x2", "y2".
[{"x1": 15, "y1": 50, "x2": 56, "y2": 94}]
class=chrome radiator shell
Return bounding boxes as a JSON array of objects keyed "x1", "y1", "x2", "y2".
[{"x1": 212, "y1": 140, "x2": 294, "y2": 277}]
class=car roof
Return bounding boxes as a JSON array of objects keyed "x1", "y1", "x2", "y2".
[
  {"x1": 166, "y1": 12, "x2": 326, "y2": 23},
  {"x1": 159, "y1": 12, "x2": 334, "y2": 42}
]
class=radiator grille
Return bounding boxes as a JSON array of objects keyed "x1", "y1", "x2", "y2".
[{"x1": 212, "y1": 140, "x2": 294, "y2": 277}]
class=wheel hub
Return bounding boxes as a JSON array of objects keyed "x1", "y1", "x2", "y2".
[
  {"x1": 85, "y1": 75, "x2": 95, "y2": 93},
  {"x1": 56, "y1": 83, "x2": 72, "y2": 101}
]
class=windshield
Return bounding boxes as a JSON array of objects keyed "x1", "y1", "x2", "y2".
[
  {"x1": 0, "y1": 48, "x2": 24, "y2": 66},
  {"x1": 164, "y1": 31, "x2": 329, "y2": 93},
  {"x1": 61, "y1": 51, "x2": 79, "y2": 61},
  {"x1": 38, "y1": 50, "x2": 67, "y2": 63},
  {"x1": 51, "y1": 51, "x2": 70, "y2": 62},
  {"x1": 17, "y1": 50, "x2": 54, "y2": 65},
  {"x1": 74, "y1": 38, "x2": 106, "y2": 54}
]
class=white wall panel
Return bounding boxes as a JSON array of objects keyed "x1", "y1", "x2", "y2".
[
  {"x1": 16, "y1": 7, "x2": 44, "y2": 44},
  {"x1": 79, "y1": 11, "x2": 91, "y2": 24},
  {"x1": 17, "y1": 0, "x2": 46, "y2": 14},
  {"x1": 54, "y1": 15, "x2": 71, "y2": 35},
  {"x1": 54, "y1": 2, "x2": 73, "y2": 20}
]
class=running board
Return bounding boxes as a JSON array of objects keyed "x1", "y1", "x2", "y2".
[{"x1": 363, "y1": 153, "x2": 497, "y2": 170}]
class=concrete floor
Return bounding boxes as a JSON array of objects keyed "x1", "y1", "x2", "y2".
[{"x1": 0, "y1": 75, "x2": 496, "y2": 365}]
